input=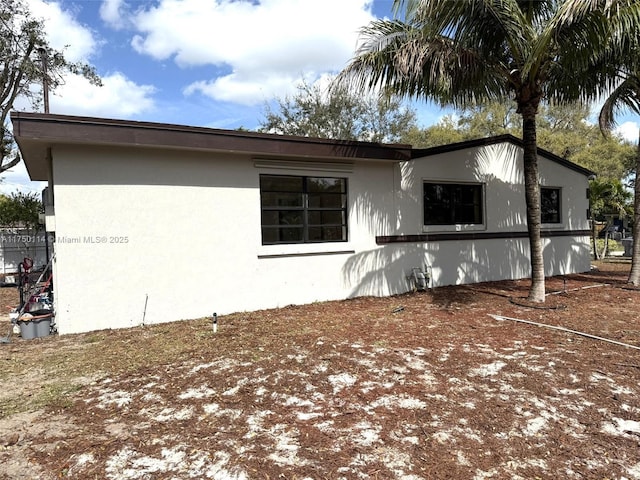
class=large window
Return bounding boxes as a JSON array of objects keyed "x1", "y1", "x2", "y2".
[
  {"x1": 541, "y1": 187, "x2": 561, "y2": 224},
  {"x1": 260, "y1": 175, "x2": 348, "y2": 244},
  {"x1": 423, "y1": 182, "x2": 484, "y2": 226}
]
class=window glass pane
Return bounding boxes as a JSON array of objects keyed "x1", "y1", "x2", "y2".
[
  {"x1": 260, "y1": 174, "x2": 348, "y2": 244},
  {"x1": 541, "y1": 188, "x2": 560, "y2": 223},
  {"x1": 424, "y1": 182, "x2": 483, "y2": 225},
  {"x1": 424, "y1": 183, "x2": 449, "y2": 204},
  {"x1": 261, "y1": 227, "x2": 280, "y2": 244},
  {"x1": 308, "y1": 193, "x2": 346, "y2": 208},
  {"x1": 454, "y1": 206, "x2": 479, "y2": 224},
  {"x1": 307, "y1": 177, "x2": 345, "y2": 193},
  {"x1": 261, "y1": 210, "x2": 303, "y2": 226},
  {"x1": 458, "y1": 185, "x2": 480, "y2": 204},
  {"x1": 261, "y1": 192, "x2": 303, "y2": 208},
  {"x1": 262, "y1": 226, "x2": 304, "y2": 243},
  {"x1": 260, "y1": 175, "x2": 302, "y2": 192},
  {"x1": 308, "y1": 210, "x2": 346, "y2": 225},
  {"x1": 308, "y1": 226, "x2": 346, "y2": 242},
  {"x1": 424, "y1": 204, "x2": 450, "y2": 225}
]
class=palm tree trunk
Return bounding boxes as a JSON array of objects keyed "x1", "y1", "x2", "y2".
[
  {"x1": 628, "y1": 131, "x2": 640, "y2": 286},
  {"x1": 522, "y1": 114, "x2": 545, "y2": 302}
]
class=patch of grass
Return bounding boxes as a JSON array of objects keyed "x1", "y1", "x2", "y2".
[
  {"x1": 0, "y1": 396, "x2": 25, "y2": 419},
  {"x1": 35, "y1": 382, "x2": 84, "y2": 411},
  {"x1": 0, "y1": 382, "x2": 82, "y2": 419}
]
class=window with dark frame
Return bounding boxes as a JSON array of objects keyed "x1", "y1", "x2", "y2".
[
  {"x1": 260, "y1": 174, "x2": 348, "y2": 244},
  {"x1": 541, "y1": 187, "x2": 561, "y2": 223},
  {"x1": 423, "y1": 182, "x2": 484, "y2": 226}
]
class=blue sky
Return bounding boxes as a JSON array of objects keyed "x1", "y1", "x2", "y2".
[
  {"x1": 8, "y1": 0, "x2": 444, "y2": 192},
  {"x1": 5, "y1": 0, "x2": 639, "y2": 193},
  {"x1": 19, "y1": 0, "x2": 445, "y2": 130}
]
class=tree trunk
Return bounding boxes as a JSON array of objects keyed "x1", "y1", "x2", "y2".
[
  {"x1": 522, "y1": 113, "x2": 545, "y2": 302},
  {"x1": 628, "y1": 130, "x2": 640, "y2": 286},
  {"x1": 591, "y1": 214, "x2": 600, "y2": 261}
]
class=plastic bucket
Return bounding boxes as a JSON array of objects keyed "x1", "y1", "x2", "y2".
[
  {"x1": 18, "y1": 316, "x2": 52, "y2": 339},
  {"x1": 18, "y1": 320, "x2": 37, "y2": 339},
  {"x1": 34, "y1": 317, "x2": 51, "y2": 338}
]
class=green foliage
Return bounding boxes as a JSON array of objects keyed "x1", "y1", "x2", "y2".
[
  {"x1": 589, "y1": 178, "x2": 632, "y2": 221},
  {"x1": 598, "y1": 67, "x2": 640, "y2": 283},
  {"x1": 258, "y1": 78, "x2": 418, "y2": 142},
  {"x1": 401, "y1": 101, "x2": 636, "y2": 181},
  {"x1": 0, "y1": 0, "x2": 101, "y2": 173},
  {"x1": 456, "y1": 103, "x2": 520, "y2": 139},
  {"x1": 0, "y1": 191, "x2": 43, "y2": 230},
  {"x1": 571, "y1": 138, "x2": 635, "y2": 182},
  {"x1": 401, "y1": 120, "x2": 465, "y2": 148},
  {"x1": 595, "y1": 238, "x2": 623, "y2": 253}
]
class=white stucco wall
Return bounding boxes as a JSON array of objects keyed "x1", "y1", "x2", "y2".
[
  {"x1": 51, "y1": 145, "x2": 408, "y2": 334},
  {"x1": 49, "y1": 141, "x2": 591, "y2": 334},
  {"x1": 395, "y1": 142, "x2": 591, "y2": 287}
]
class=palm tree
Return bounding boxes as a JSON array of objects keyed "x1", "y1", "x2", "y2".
[
  {"x1": 598, "y1": 71, "x2": 640, "y2": 285},
  {"x1": 337, "y1": 0, "x2": 640, "y2": 302}
]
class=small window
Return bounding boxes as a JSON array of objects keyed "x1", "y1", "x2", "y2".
[
  {"x1": 541, "y1": 187, "x2": 561, "y2": 224},
  {"x1": 423, "y1": 182, "x2": 484, "y2": 226},
  {"x1": 260, "y1": 174, "x2": 348, "y2": 244}
]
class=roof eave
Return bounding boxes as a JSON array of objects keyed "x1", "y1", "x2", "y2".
[
  {"x1": 411, "y1": 134, "x2": 596, "y2": 178},
  {"x1": 11, "y1": 112, "x2": 414, "y2": 181}
]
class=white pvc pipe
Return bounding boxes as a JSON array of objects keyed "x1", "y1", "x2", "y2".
[
  {"x1": 546, "y1": 283, "x2": 609, "y2": 296},
  {"x1": 489, "y1": 314, "x2": 640, "y2": 351}
]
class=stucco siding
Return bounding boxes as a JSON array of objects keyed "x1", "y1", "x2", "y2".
[
  {"x1": 48, "y1": 140, "x2": 590, "y2": 335},
  {"x1": 51, "y1": 146, "x2": 405, "y2": 334},
  {"x1": 392, "y1": 142, "x2": 591, "y2": 287}
]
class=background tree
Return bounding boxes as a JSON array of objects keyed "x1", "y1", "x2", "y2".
[
  {"x1": 0, "y1": 191, "x2": 42, "y2": 231},
  {"x1": 401, "y1": 118, "x2": 465, "y2": 148},
  {"x1": 404, "y1": 101, "x2": 635, "y2": 181},
  {"x1": 0, "y1": 0, "x2": 100, "y2": 173},
  {"x1": 588, "y1": 178, "x2": 632, "y2": 259},
  {"x1": 0, "y1": 190, "x2": 44, "y2": 264},
  {"x1": 259, "y1": 78, "x2": 418, "y2": 142},
  {"x1": 337, "y1": 0, "x2": 639, "y2": 302},
  {"x1": 456, "y1": 102, "x2": 520, "y2": 139},
  {"x1": 599, "y1": 69, "x2": 640, "y2": 284}
]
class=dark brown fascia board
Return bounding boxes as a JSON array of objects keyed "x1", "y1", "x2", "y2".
[
  {"x1": 11, "y1": 112, "x2": 413, "y2": 181},
  {"x1": 411, "y1": 134, "x2": 595, "y2": 178}
]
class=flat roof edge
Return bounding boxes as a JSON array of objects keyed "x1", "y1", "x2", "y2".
[{"x1": 10, "y1": 112, "x2": 413, "y2": 161}]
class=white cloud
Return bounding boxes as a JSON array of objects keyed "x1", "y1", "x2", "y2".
[
  {"x1": 0, "y1": 162, "x2": 45, "y2": 196},
  {"x1": 25, "y1": 0, "x2": 98, "y2": 62},
  {"x1": 50, "y1": 72, "x2": 156, "y2": 118},
  {"x1": 616, "y1": 121, "x2": 639, "y2": 144},
  {"x1": 129, "y1": 0, "x2": 375, "y2": 105},
  {"x1": 99, "y1": 0, "x2": 130, "y2": 30},
  {"x1": 14, "y1": 2, "x2": 158, "y2": 119},
  {"x1": 184, "y1": 72, "x2": 303, "y2": 106}
]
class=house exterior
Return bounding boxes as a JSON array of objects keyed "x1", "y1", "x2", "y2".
[{"x1": 11, "y1": 112, "x2": 592, "y2": 335}]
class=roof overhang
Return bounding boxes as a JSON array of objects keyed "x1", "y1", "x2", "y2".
[{"x1": 11, "y1": 112, "x2": 413, "y2": 181}]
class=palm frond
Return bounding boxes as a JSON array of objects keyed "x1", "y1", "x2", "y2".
[
  {"x1": 599, "y1": 74, "x2": 640, "y2": 133},
  {"x1": 337, "y1": 15, "x2": 508, "y2": 109}
]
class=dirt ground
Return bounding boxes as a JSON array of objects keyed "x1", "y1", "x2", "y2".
[{"x1": 1, "y1": 260, "x2": 640, "y2": 479}]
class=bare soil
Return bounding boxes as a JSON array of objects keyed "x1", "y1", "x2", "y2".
[{"x1": 1, "y1": 260, "x2": 640, "y2": 479}]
